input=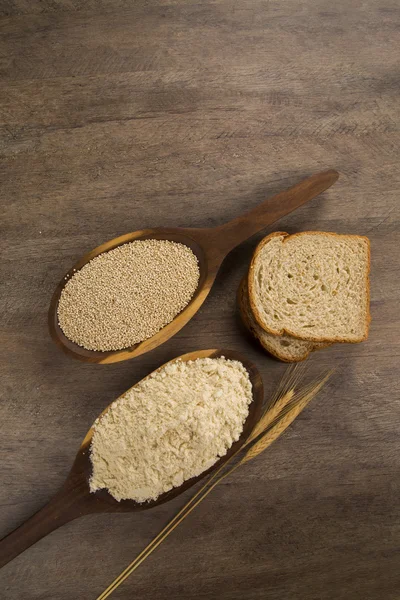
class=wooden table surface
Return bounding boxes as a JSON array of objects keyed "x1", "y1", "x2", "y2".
[{"x1": 1, "y1": 1, "x2": 399, "y2": 599}]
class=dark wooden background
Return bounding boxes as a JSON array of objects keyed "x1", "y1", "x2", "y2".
[{"x1": 1, "y1": 1, "x2": 399, "y2": 599}]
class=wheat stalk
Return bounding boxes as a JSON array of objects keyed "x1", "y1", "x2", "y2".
[
  {"x1": 244, "y1": 370, "x2": 333, "y2": 463},
  {"x1": 96, "y1": 366, "x2": 332, "y2": 600},
  {"x1": 246, "y1": 363, "x2": 311, "y2": 444},
  {"x1": 97, "y1": 367, "x2": 303, "y2": 598},
  {"x1": 246, "y1": 388, "x2": 294, "y2": 444},
  {"x1": 241, "y1": 371, "x2": 331, "y2": 464}
]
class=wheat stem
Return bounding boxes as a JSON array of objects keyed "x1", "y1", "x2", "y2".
[
  {"x1": 96, "y1": 463, "x2": 239, "y2": 600},
  {"x1": 96, "y1": 457, "x2": 230, "y2": 600},
  {"x1": 96, "y1": 367, "x2": 332, "y2": 600}
]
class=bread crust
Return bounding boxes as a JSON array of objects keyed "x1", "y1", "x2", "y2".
[{"x1": 248, "y1": 231, "x2": 371, "y2": 343}]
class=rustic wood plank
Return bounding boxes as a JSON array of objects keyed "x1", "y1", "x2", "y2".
[{"x1": 0, "y1": 0, "x2": 399, "y2": 598}]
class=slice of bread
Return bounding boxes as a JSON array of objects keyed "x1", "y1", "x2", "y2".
[
  {"x1": 238, "y1": 277, "x2": 328, "y2": 362},
  {"x1": 248, "y1": 231, "x2": 370, "y2": 343}
]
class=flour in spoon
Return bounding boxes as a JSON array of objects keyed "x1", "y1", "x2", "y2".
[{"x1": 89, "y1": 357, "x2": 253, "y2": 502}]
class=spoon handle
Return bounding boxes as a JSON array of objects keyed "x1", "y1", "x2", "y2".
[
  {"x1": 0, "y1": 480, "x2": 90, "y2": 569},
  {"x1": 211, "y1": 169, "x2": 339, "y2": 255}
]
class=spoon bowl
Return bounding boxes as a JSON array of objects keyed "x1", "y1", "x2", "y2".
[
  {"x1": 0, "y1": 349, "x2": 263, "y2": 568},
  {"x1": 49, "y1": 228, "x2": 211, "y2": 363},
  {"x1": 49, "y1": 170, "x2": 339, "y2": 363}
]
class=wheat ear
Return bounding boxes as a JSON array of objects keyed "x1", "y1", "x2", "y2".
[{"x1": 241, "y1": 371, "x2": 332, "y2": 464}]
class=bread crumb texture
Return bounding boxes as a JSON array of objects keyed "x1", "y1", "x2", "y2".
[
  {"x1": 89, "y1": 357, "x2": 253, "y2": 502},
  {"x1": 249, "y1": 232, "x2": 370, "y2": 342},
  {"x1": 238, "y1": 277, "x2": 325, "y2": 362},
  {"x1": 57, "y1": 239, "x2": 200, "y2": 351}
]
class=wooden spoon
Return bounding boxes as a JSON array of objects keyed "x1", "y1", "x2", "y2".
[
  {"x1": 49, "y1": 169, "x2": 339, "y2": 363},
  {"x1": 0, "y1": 349, "x2": 263, "y2": 569}
]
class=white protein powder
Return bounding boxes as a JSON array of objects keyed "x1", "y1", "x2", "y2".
[{"x1": 89, "y1": 357, "x2": 253, "y2": 502}]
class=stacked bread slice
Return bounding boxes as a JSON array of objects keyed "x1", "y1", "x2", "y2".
[{"x1": 239, "y1": 231, "x2": 370, "y2": 362}]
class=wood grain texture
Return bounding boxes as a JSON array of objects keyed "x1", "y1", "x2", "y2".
[{"x1": 0, "y1": 0, "x2": 399, "y2": 599}]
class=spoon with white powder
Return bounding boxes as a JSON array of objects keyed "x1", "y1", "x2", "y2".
[
  {"x1": 49, "y1": 170, "x2": 338, "y2": 363},
  {"x1": 0, "y1": 349, "x2": 263, "y2": 568}
]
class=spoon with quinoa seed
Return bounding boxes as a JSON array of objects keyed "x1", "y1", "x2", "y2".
[
  {"x1": 50, "y1": 170, "x2": 339, "y2": 362},
  {"x1": 57, "y1": 239, "x2": 200, "y2": 352}
]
